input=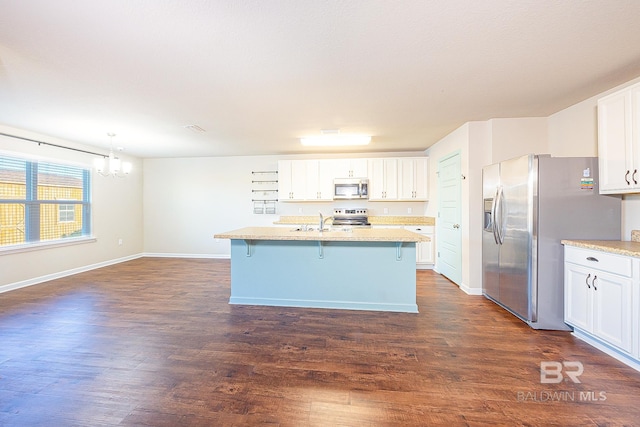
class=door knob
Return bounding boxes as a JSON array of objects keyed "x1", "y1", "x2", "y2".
[{"x1": 453, "y1": 224, "x2": 460, "y2": 229}]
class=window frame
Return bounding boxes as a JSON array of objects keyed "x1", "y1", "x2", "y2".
[{"x1": 0, "y1": 154, "x2": 93, "y2": 252}]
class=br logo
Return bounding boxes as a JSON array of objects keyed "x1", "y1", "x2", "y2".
[{"x1": 540, "y1": 361, "x2": 584, "y2": 384}]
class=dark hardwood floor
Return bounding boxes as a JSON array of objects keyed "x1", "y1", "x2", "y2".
[{"x1": 1, "y1": 258, "x2": 639, "y2": 426}]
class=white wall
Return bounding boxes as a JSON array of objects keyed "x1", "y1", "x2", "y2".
[
  {"x1": 425, "y1": 122, "x2": 491, "y2": 294},
  {"x1": 488, "y1": 117, "x2": 548, "y2": 163},
  {"x1": 427, "y1": 73, "x2": 640, "y2": 294},
  {"x1": 0, "y1": 125, "x2": 143, "y2": 290},
  {"x1": 548, "y1": 74, "x2": 640, "y2": 240},
  {"x1": 143, "y1": 151, "x2": 429, "y2": 257}
]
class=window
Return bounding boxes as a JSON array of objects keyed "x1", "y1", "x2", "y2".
[
  {"x1": 0, "y1": 155, "x2": 91, "y2": 248},
  {"x1": 58, "y1": 204, "x2": 76, "y2": 223}
]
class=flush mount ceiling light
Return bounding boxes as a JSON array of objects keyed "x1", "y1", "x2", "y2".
[
  {"x1": 94, "y1": 133, "x2": 132, "y2": 177},
  {"x1": 300, "y1": 132, "x2": 371, "y2": 147}
]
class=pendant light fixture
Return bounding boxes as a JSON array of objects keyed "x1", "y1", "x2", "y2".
[{"x1": 95, "y1": 133, "x2": 132, "y2": 177}]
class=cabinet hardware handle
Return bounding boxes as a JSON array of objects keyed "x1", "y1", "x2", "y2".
[
  {"x1": 625, "y1": 170, "x2": 630, "y2": 185},
  {"x1": 586, "y1": 256, "x2": 599, "y2": 262},
  {"x1": 593, "y1": 275, "x2": 598, "y2": 291},
  {"x1": 586, "y1": 273, "x2": 591, "y2": 288},
  {"x1": 634, "y1": 169, "x2": 638, "y2": 185}
]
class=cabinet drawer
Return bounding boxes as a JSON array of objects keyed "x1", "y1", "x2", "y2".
[
  {"x1": 565, "y1": 246, "x2": 632, "y2": 277},
  {"x1": 404, "y1": 225, "x2": 434, "y2": 234}
]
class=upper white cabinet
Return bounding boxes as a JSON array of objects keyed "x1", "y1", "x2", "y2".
[
  {"x1": 597, "y1": 83, "x2": 640, "y2": 194},
  {"x1": 279, "y1": 160, "x2": 335, "y2": 201},
  {"x1": 278, "y1": 160, "x2": 307, "y2": 201},
  {"x1": 333, "y1": 158, "x2": 368, "y2": 178},
  {"x1": 398, "y1": 157, "x2": 429, "y2": 201},
  {"x1": 279, "y1": 156, "x2": 429, "y2": 202},
  {"x1": 306, "y1": 160, "x2": 335, "y2": 201},
  {"x1": 368, "y1": 159, "x2": 398, "y2": 200}
]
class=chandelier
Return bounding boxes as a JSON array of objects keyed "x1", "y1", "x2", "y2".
[{"x1": 95, "y1": 133, "x2": 132, "y2": 177}]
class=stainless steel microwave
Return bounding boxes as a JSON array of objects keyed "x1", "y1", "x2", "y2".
[{"x1": 334, "y1": 178, "x2": 369, "y2": 200}]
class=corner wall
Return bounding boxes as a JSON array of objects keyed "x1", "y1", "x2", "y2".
[{"x1": 0, "y1": 125, "x2": 144, "y2": 290}]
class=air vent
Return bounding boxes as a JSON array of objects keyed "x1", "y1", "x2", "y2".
[{"x1": 183, "y1": 124, "x2": 206, "y2": 133}]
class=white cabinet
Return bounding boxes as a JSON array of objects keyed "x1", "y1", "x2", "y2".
[
  {"x1": 305, "y1": 160, "x2": 335, "y2": 201},
  {"x1": 398, "y1": 158, "x2": 428, "y2": 200},
  {"x1": 564, "y1": 246, "x2": 634, "y2": 355},
  {"x1": 368, "y1": 159, "x2": 398, "y2": 200},
  {"x1": 278, "y1": 160, "x2": 308, "y2": 201},
  {"x1": 404, "y1": 225, "x2": 434, "y2": 268},
  {"x1": 597, "y1": 83, "x2": 640, "y2": 194},
  {"x1": 278, "y1": 160, "x2": 335, "y2": 201},
  {"x1": 332, "y1": 158, "x2": 368, "y2": 178}
]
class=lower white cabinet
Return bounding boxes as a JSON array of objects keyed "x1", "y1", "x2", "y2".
[
  {"x1": 404, "y1": 225, "x2": 434, "y2": 268},
  {"x1": 373, "y1": 225, "x2": 434, "y2": 268},
  {"x1": 564, "y1": 245, "x2": 638, "y2": 366}
]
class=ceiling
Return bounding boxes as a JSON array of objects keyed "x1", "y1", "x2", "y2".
[{"x1": 2, "y1": 1, "x2": 640, "y2": 158}]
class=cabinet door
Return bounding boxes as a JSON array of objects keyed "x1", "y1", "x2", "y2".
[
  {"x1": 317, "y1": 160, "x2": 336, "y2": 201},
  {"x1": 350, "y1": 158, "x2": 368, "y2": 178},
  {"x1": 632, "y1": 86, "x2": 640, "y2": 189},
  {"x1": 384, "y1": 160, "x2": 398, "y2": 199},
  {"x1": 289, "y1": 160, "x2": 308, "y2": 200},
  {"x1": 305, "y1": 160, "x2": 321, "y2": 200},
  {"x1": 592, "y1": 271, "x2": 634, "y2": 354},
  {"x1": 368, "y1": 159, "x2": 397, "y2": 200},
  {"x1": 598, "y1": 90, "x2": 634, "y2": 193},
  {"x1": 398, "y1": 158, "x2": 428, "y2": 200},
  {"x1": 564, "y1": 263, "x2": 592, "y2": 332},
  {"x1": 278, "y1": 160, "x2": 293, "y2": 201},
  {"x1": 405, "y1": 226, "x2": 434, "y2": 264}
]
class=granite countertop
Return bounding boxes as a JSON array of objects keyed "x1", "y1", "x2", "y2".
[
  {"x1": 561, "y1": 240, "x2": 640, "y2": 258},
  {"x1": 215, "y1": 226, "x2": 431, "y2": 242},
  {"x1": 273, "y1": 215, "x2": 435, "y2": 226}
]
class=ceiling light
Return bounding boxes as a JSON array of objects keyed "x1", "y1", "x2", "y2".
[
  {"x1": 94, "y1": 133, "x2": 132, "y2": 177},
  {"x1": 300, "y1": 134, "x2": 371, "y2": 146}
]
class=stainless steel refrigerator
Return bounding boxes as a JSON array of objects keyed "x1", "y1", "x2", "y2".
[{"x1": 482, "y1": 154, "x2": 621, "y2": 330}]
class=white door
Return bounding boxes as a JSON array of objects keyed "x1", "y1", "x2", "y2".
[{"x1": 437, "y1": 151, "x2": 462, "y2": 285}]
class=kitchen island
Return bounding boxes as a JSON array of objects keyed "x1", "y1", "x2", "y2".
[{"x1": 214, "y1": 227, "x2": 430, "y2": 313}]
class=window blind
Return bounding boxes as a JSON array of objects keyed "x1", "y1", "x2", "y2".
[{"x1": 0, "y1": 155, "x2": 91, "y2": 247}]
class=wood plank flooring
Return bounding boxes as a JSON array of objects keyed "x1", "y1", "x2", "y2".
[{"x1": 1, "y1": 257, "x2": 639, "y2": 426}]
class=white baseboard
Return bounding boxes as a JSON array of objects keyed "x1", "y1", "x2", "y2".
[
  {"x1": 0, "y1": 253, "x2": 144, "y2": 294},
  {"x1": 142, "y1": 252, "x2": 230, "y2": 259},
  {"x1": 459, "y1": 282, "x2": 483, "y2": 295}
]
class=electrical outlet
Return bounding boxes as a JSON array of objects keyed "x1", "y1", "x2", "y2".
[
  {"x1": 298, "y1": 208, "x2": 303, "y2": 213},
  {"x1": 407, "y1": 207, "x2": 412, "y2": 214},
  {"x1": 383, "y1": 208, "x2": 389, "y2": 214},
  {"x1": 118, "y1": 238, "x2": 123, "y2": 246}
]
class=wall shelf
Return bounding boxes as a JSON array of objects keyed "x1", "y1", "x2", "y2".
[{"x1": 251, "y1": 171, "x2": 278, "y2": 214}]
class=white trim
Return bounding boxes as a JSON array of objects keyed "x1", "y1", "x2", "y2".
[
  {"x1": 229, "y1": 296, "x2": 418, "y2": 313},
  {"x1": 0, "y1": 236, "x2": 97, "y2": 255},
  {"x1": 572, "y1": 330, "x2": 640, "y2": 373},
  {"x1": 0, "y1": 253, "x2": 143, "y2": 294},
  {"x1": 142, "y1": 252, "x2": 230, "y2": 259},
  {"x1": 459, "y1": 282, "x2": 483, "y2": 295}
]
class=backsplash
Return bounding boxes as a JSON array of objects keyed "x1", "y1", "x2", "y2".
[{"x1": 632, "y1": 230, "x2": 640, "y2": 242}]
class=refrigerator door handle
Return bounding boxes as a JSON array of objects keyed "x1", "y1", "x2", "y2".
[
  {"x1": 495, "y1": 186, "x2": 505, "y2": 245},
  {"x1": 491, "y1": 187, "x2": 500, "y2": 244}
]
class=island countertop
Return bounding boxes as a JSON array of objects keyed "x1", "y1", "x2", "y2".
[{"x1": 215, "y1": 226, "x2": 430, "y2": 242}]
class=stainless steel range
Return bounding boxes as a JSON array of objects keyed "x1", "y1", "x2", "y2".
[{"x1": 332, "y1": 208, "x2": 371, "y2": 228}]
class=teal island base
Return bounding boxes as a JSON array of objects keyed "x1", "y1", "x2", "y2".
[{"x1": 228, "y1": 239, "x2": 418, "y2": 313}]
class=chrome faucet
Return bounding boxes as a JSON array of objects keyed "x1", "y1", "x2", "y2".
[{"x1": 319, "y1": 212, "x2": 332, "y2": 231}]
